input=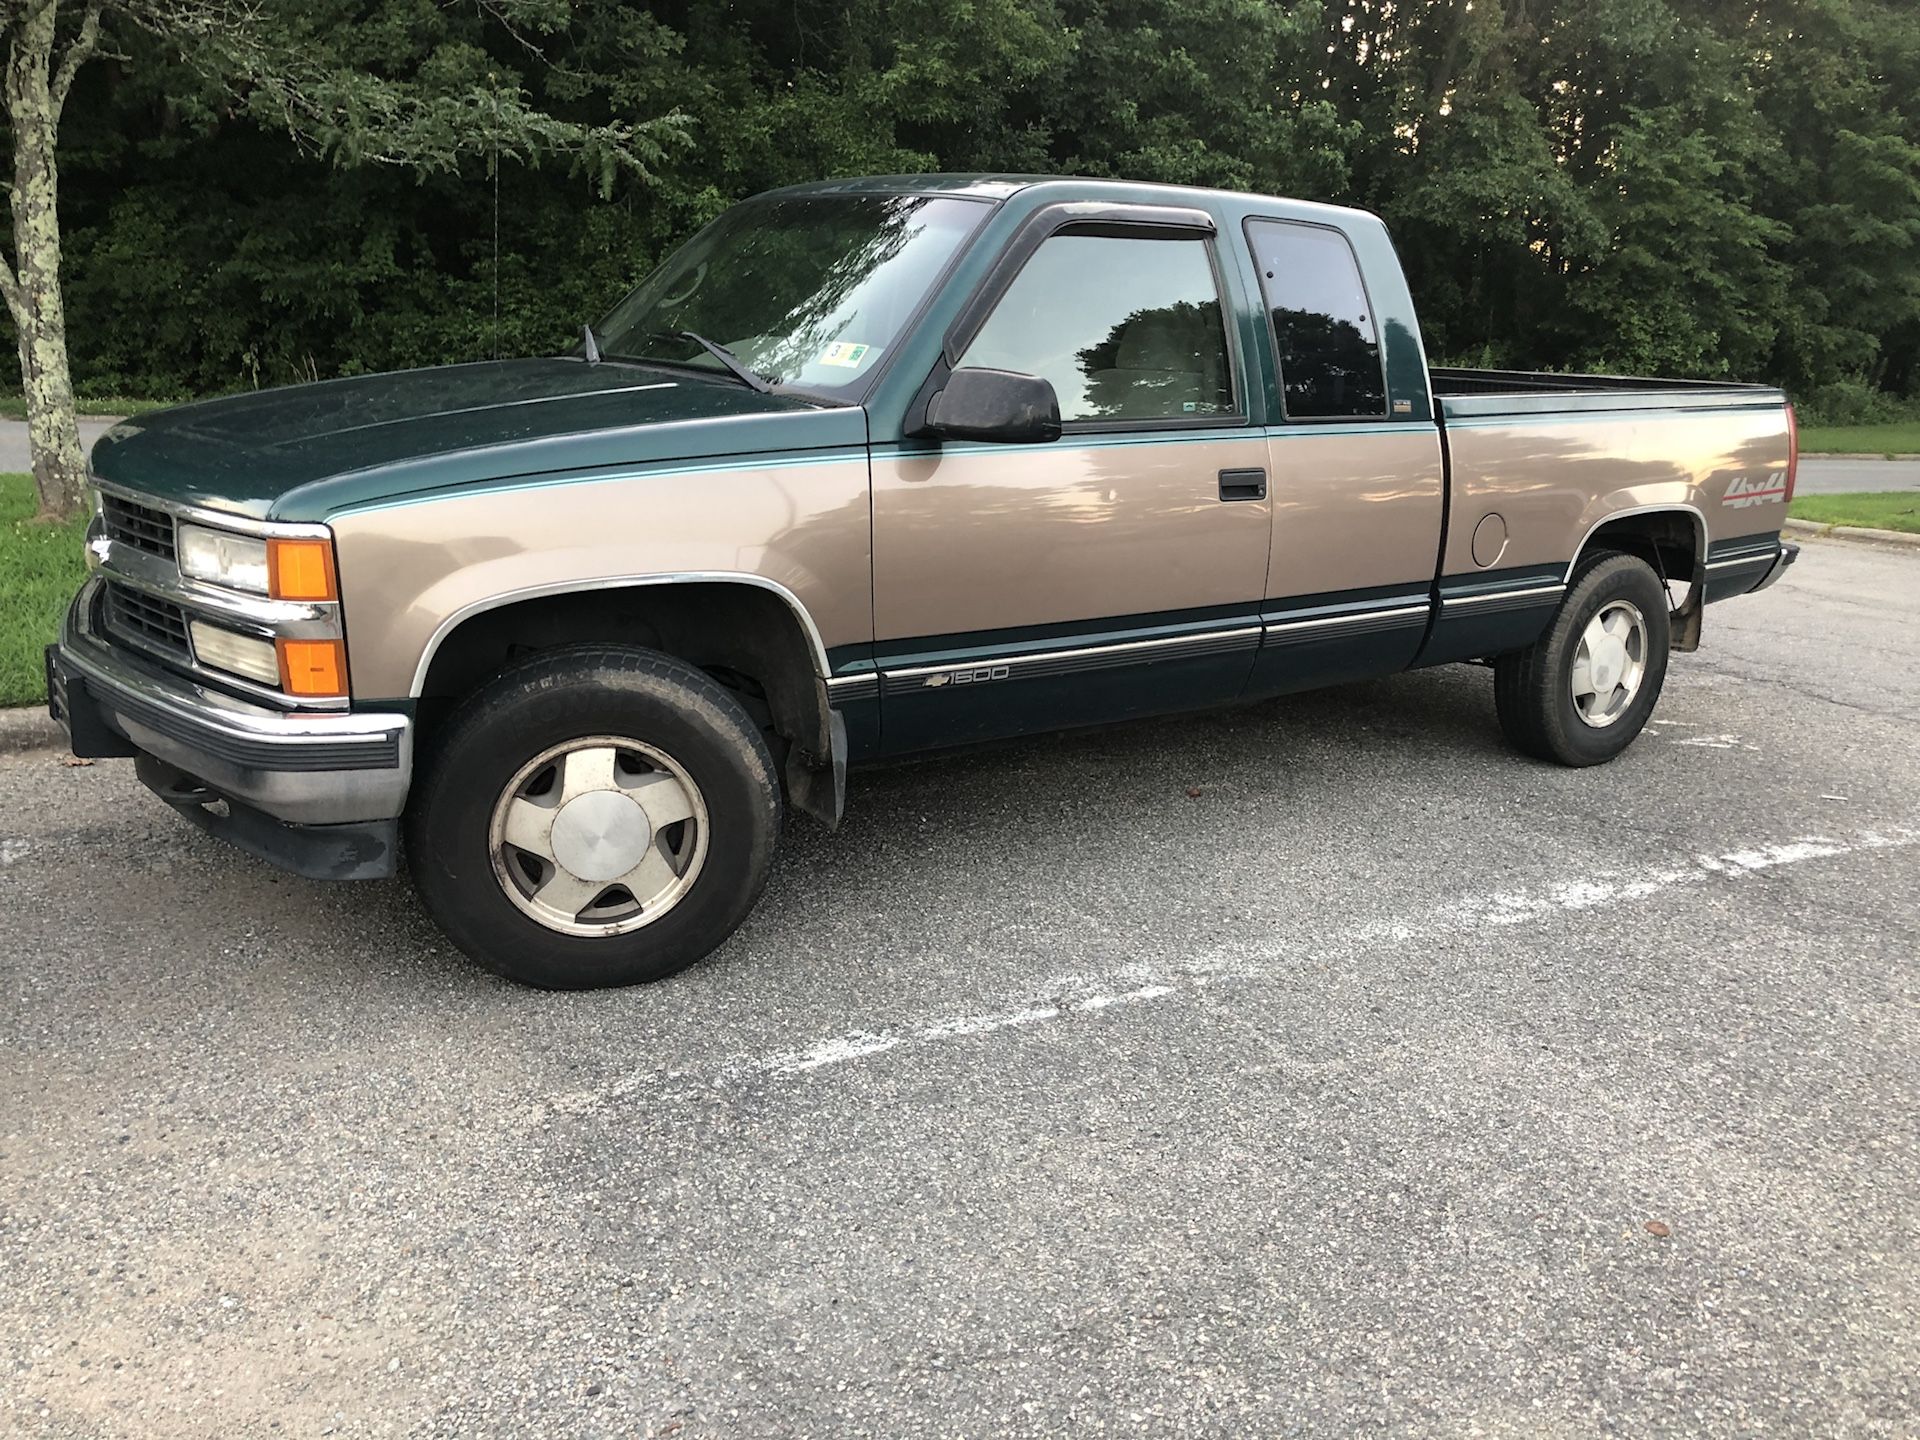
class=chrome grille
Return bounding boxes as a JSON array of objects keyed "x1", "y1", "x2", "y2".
[
  {"x1": 103, "y1": 582, "x2": 191, "y2": 662},
  {"x1": 101, "y1": 492, "x2": 177, "y2": 561}
]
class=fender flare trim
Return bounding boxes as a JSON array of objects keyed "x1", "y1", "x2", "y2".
[
  {"x1": 408, "y1": 572, "x2": 833, "y2": 698},
  {"x1": 1565, "y1": 503, "x2": 1708, "y2": 584}
]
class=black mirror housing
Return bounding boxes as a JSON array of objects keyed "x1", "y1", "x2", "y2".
[{"x1": 923, "y1": 367, "x2": 1062, "y2": 444}]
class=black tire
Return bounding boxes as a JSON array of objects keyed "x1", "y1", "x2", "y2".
[
  {"x1": 405, "y1": 645, "x2": 782, "y2": 989},
  {"x1": 1493, "y1": 551, "x2": 1671, "y2": 767}
]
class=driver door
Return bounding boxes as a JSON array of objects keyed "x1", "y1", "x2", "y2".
[{"x1": 870, "y1": 215, "x2": 1272, "y2": 754}]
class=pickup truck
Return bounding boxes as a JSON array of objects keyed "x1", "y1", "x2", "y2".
[{"x1": 48, "y1": 174, "x2": 1800, "y2": 989}]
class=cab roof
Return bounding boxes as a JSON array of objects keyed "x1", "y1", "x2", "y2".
[{"x1": 760, "y1": 173, "x2": 1379, "y2": 229}]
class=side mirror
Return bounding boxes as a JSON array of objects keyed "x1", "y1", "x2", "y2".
[{"x1": 923, "y1": 367, "x2": 1062, "y2": 444}]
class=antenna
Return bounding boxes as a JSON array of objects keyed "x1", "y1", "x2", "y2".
[{"x1": 491, "y1": 75, "x2": 501, "y2": 361}]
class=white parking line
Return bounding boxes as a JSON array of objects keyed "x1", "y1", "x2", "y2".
[
  {"x1": 1413, "y1": 836, "x2": 1875, "y2": 936},
  {"x1": 748, "y1": 986, "x2": 1178, "y2": 1080},
  {"x1": 1671, "y1": 733, "x2": 1760, "y2": 750},
  {"x1": 536, "y1": 827, "x2": 1915, "y2": 1117}
]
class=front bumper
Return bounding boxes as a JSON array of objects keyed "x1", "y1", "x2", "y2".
[{"x1": 48, "y1": 578, "x2": 411, "y2": 877}]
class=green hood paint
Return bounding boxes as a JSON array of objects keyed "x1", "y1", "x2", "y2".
[{"x1": 89, "y1": 358, "x2": 866, "y2": 523}]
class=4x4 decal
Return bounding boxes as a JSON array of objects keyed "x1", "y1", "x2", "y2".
[{"x1": 1724, "y1": 471, "x2": 1788, "y2": 509}]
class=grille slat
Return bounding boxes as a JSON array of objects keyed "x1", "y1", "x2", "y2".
[
  {"x1": 101, "y1": 493, "x2": 176, "y2": 561},
  {"x1": 103, "y1": 582, "x2": 192, "y2": 662}
]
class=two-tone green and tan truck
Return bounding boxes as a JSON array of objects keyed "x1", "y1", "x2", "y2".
[{"x1": 48, "y1": 174, "x2": 1799, "y2": 988}]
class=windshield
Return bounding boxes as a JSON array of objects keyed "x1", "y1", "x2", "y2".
[{"x1": 594, "y1": 194, "x2": 992, "y2": 396}]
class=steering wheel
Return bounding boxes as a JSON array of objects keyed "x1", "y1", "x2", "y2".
[{"x1": 658, "y1": 260, "x2": 707, "y2": 311}]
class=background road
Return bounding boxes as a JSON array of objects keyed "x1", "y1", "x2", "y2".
[
  {"x1": 1797, "y1": 457, "x2": 1920, "y2": 494},
  {"x1": 0, "y1": 418, "x2": 122, "y2": 475},
  {"x1": 3, "y1": 541, "x2": 1917, "y2": 1438}
]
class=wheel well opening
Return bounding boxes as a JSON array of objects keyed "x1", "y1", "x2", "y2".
[
  {"x1": 1578, "y1": 510, "x2": 1704, "y2": 651},
  {"x1": 417, "y1": 583, "x2": 830, "y2": 761},
  {"x1": 1580, "y1": 511, "x2": 1700, "y2": 583}
]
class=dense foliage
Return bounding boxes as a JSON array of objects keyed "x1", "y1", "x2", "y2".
[{"x1": 21, "y1": 0, "x2": 1920, "y2": 416}]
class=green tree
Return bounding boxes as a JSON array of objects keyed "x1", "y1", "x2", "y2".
[
  {"x1": 0, "y1": 0, "x2": 687, "y2": 520},
  {"x1": 13, "y1": 0, "x2": 1920, "y2": 432},
  {"x1": 1730, "y1": 0, "x2": 1920, "y2": 402},
  {"x1": 2, "y1": 0, "x2": 107, "y2": 521}
]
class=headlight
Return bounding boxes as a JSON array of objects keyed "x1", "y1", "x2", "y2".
[{"x1": 177, "y1": 524, "x2": 270, "y2": 594}]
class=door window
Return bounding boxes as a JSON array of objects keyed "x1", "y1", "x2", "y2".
[
  {"x1": 960, "y1": 232, "x2": 1235, "y2": 424},
  {"x1": 1245, "y1": 220, "x2": 1387, "y2": 419}
]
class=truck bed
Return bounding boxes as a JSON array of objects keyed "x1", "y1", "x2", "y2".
[{"x1": 1431, "y1": 367, "x2": 1786, "y2": 421}]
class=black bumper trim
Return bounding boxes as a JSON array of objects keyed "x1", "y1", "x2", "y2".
[
  {"x1": 135, "y1": 754, "x2": 398, "y2": 881},
  {"x1": 46, "y1": 644, "x2": 138, "y2": 759},
  {"x1": 48, "y1": 637, "x2": 402, "y2": 773}
]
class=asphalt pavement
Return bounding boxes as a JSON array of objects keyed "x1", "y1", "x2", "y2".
[
  {"x1": 1797, "y1": 457, "x2": 1920, "y2": 494},
  {"x1": 2, "y1": 540, "x2": 1918, "y2": 1437}
]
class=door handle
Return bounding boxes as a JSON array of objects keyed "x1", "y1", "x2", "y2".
[{"x1": 1218, "y1": 467, "x2": 1267, "y2": 502}]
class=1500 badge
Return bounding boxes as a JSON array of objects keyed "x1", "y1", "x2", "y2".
[
  {"x1": 1724, "y1": 471, "x2": 1788, "y2": 508},
  {"x1": 923, "y1": 665, "x2": 1011, "y2": 688}
]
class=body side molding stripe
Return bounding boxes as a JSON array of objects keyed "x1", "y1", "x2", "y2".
[
  {"x1": 1706, "y1": 531, "x2": 1788, "y2": 559},
  {"x1": 1259, "y1": 589, "x2": 1430, "y2": 625},
  {"x1": 1262, "y1": 604, "x2": 1430, "y2": 641},
  {"x1": 867, "y1": 570, "x2": 1581, "y2": 702},
  {"x1": 882, "y1": 626, "x2": 1262, "y2": 694},
  {"x1": 1704, "y1": 535, "x2": 1784, "y2": 570},
  {"x1": 1440, "y1": 583, "x2": 1566, "y2": 611}
]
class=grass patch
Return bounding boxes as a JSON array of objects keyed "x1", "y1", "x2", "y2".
[
  {"x1": 1797, "y1": 421, "x2": 1920, "y2": 457},
  {"x1": 1789, "y1": 490, "x2": 1920, "y2": 534},
  {"x1": 0, "y1": 472, "x2": 88, "y2": 707},
  {"x1": 0, "y1": 394, "x2": 180, "y2": 422}
]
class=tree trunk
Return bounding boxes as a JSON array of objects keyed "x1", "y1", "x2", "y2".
[{"x1": 4, "y1": 1, "x2": 88, "y2": 521}]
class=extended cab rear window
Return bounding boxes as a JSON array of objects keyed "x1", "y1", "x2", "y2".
[{"x1": 1245, "y1": 219, "x2": 1388, "y2": 420}]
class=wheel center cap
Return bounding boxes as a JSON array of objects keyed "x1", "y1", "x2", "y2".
[
  {"x1": 549, "y1": 790, "x2": 653, "y2": 883},
  {"x1": 1590, "y1": 636, "x2": 1628, "y2": 693}
]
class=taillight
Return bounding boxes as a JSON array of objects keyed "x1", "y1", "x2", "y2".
[{"x1": 1784, "y1": 402, "x2": 1799, "y2": 506}]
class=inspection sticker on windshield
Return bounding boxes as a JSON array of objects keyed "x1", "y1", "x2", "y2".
[{"x1": 819, "y1": 341, "x2": 875, "y2": 368}]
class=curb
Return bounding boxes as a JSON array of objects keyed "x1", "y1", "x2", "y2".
[
  {"x1": 1803, "y1": 452, "x2": 1920, "y2": 461},
  {"x1": 0, "y1": 704, "x2": 65, "y2": 755},
  {"x1": 1783, "y1": 516, "x2": 1920, "y2": 549}
]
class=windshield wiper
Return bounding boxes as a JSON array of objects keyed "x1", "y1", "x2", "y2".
[{"x1": 646, "y1": 330, "x2": 773, "y2": 393}]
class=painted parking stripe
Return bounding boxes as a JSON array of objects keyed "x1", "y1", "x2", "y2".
[{"x1": 533, "y1": 827, "x2": 1915, "y2": 1119}]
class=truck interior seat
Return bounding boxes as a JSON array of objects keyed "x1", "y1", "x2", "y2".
[{"x1": 1087, "y1": 306, "x2": 1229, "y2": 418}]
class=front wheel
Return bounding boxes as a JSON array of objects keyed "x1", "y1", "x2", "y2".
[
  {"x1": 406, "y1": 645, "x2": 782, "y2": 989},
  {"x1": 1493, "y1": 551, "x2": 1671, "y2": 766}
]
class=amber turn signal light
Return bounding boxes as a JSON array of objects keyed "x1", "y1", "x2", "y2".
[
  {"x1": 277, "y1": 638, "x2": 348, "y2": 698},
  {"x1": 268, "y1": 537, "x2": 338, "y2": 602}
]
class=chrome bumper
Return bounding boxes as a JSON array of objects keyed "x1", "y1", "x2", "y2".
[
  {"x1": 52, "y1": 577, "x2": 411, "y2": 826},
  {"x1": 1751, "y1": 539, "x2": 1800, "y2": 594}
]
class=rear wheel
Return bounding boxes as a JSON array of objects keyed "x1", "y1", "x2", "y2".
[
  {"x1": 406, "y1": 645, "x2": 782, "y2": 989},
  {"x1": 1493, "y1": 551, "x2": 1671, "y2": 766}
]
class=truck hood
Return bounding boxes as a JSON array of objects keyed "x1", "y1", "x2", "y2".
[{"x1": 89, "y1": 358, "x2": 867, "y2": 522}]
